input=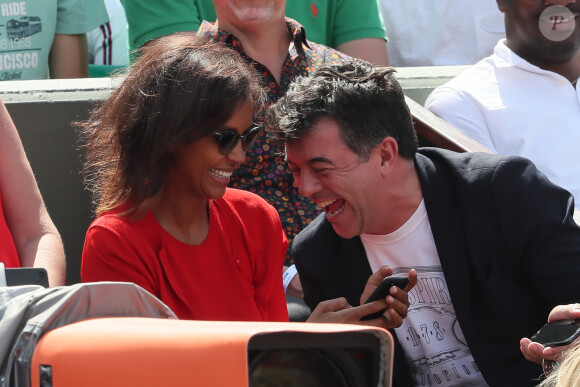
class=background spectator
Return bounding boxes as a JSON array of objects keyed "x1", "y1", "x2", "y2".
[
  {"x1": 0, "y1": 0, "x2": 108, "y2": 80},
  {"x1": 121, "y1": 0, "x2": 389, "y2": 65},
  {"x1": 196, "y1": 0, "x2": 349, "y2": 270},
  {"x1": 425, "y1": 0, "x2": 580, "y2": 201},
  {"x1": 380, "y1": 0, "x2": 504, "y2": 66}
]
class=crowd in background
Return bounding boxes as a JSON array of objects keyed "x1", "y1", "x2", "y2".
[{"x1": 0, "y1": 0, "x2": 507, "y2": 80}]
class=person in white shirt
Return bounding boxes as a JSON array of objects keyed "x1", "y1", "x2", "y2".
[
  {"x1": 379, "y1": 0, "x2": 505, "y2": 66},
  {"x1": 426, "y1": 0, "x2": 580, "y2": 202}
]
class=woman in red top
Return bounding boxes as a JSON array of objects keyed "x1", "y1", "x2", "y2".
[
  {"x1": 80, "y1": 31, "x2": 414, "y2": 325},
  {"x1": 80, "y1": 32, "x2": 288, "y2": 321}
]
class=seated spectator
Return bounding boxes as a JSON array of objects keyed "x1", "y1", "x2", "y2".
[
  {"x1": 87, "y1": 0, "x2": 129, "y2": 66},
  {"x1": 425, "y1": 0, "x2": 580, "y2": 200},
  {"x1": 121, "y1": 0, "x2": 389, "y2": 65},
  {"x1": 0, "y1": 0, "x2": 108, "y2": 81},
  {"x1": 266, "y1": 60, "x2": 580, "y2": 386},
  {"x1": 0, "y1": 98, "x2": 65, "y2": 286},
  {"x1": 196, "y1": 0, "x2": 360, "y2": 302},
  {"x1": 196, "y1": 0, "x2": 351, "y2": 265},
  {"x1": 379, "y1": 0, "x2": 504, "y2": 66},
  {"x1": 80, "y1": 32, "x2": 414, "y2": 326}
]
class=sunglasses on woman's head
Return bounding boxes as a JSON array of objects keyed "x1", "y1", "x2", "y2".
[{"x1": 213, "y1": 124, "x2": 261, "y2": 155}]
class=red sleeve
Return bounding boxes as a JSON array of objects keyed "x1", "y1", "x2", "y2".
[{"x1": 81, "y1": 222, "x2": 159, "y2": 298}]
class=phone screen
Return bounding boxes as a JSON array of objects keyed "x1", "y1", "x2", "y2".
[{"x1": 531, "y1": 319, "x2": 580, "y2": 347}]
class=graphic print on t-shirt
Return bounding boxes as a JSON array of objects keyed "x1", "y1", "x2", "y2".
[
  {"x1": 393, "y1": 265, "x2": 487, "y2": 387},
  {"x1": 362, "y1": 201, "x2": 488, "y2": 386},
  {"x1": 0, "y1": 1, "x2": 52, "y2": 80},
  {"x1": 5, "y1": 15, "x2": 41, "y2": 38}
]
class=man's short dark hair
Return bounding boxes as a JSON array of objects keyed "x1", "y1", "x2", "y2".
[{"x1": 266, "y1": 60, "x2": 418, "y2": 160}]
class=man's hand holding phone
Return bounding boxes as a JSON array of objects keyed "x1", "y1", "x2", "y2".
[
  {"x1": 307, "y1": 266, "x2": 417, "y2": 328},
  {"x1": 358, "y1": 266, "x2": 417, "y2": 328}
]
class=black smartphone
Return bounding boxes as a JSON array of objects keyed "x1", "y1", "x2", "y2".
[
  {"x1": 531, "y1": 319, "x2": 580, "y2": 347},
  {"x1": 360, "y1": 276, "x2": 409, "y2": 321},
  {"x1": 5, "y1": 267, "x2": 49, "y2": 287}
]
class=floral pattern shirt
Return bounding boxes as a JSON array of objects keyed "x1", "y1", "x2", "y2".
[{"x1": 198, "y1": 18, "x2": 348, "y2": 265}]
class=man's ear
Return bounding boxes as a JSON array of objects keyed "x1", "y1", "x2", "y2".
[
  {"x1": 377, "y1": 137, "x2": 398, "y2": 173},
  {"x1": 496, "y1": 0, "x2": 507, "y2": 13}
]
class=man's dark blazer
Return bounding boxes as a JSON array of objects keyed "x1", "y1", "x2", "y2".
[{"x1": 292, "y1": 148, "x2": 580, "y2": 387}]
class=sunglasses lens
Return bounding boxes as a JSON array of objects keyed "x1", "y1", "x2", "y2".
[
  {"x1": 241, "y1": 126, "x2": 261, "y2": 151},
  {"x1": 217, "y1": 133, "x2": 239, "y2": 154},
  {"x1": 214, "y1": 125, "x2": 261, "y2": 154}
]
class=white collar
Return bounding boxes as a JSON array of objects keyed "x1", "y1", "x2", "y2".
[
  {"x1": 492, "y1": 39, "x2": 540, "y2": 71},
  {"x1": 493, "y1": 38, "x2": 579, "y2": 86}
]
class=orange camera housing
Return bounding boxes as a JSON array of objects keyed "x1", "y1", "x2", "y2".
[{"x1": 30, "y1": 317, "x2": 394, "y2": 386}]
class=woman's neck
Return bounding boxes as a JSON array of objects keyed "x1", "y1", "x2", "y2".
[{"x1": 152, "y1": 190, "x2": 210, "y2": 245}]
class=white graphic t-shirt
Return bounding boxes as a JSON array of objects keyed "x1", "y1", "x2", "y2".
[
  {"x1": 361, "y1": 201, "x2": 488, "y2": 386},
  {"x1": 0, "y1": 0, "x2": 107, "y2": 80}
]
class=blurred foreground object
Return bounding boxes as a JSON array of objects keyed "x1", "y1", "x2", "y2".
[{"x1": 29, "y1": 318, "x2": 394, "y2": 387}]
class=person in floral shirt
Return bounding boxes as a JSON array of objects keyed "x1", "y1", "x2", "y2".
[{"x1": 197, "y1": 0, "x2": 349, "y2": 272}]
